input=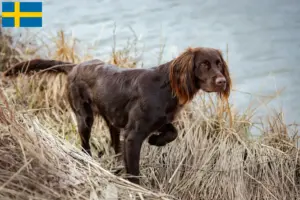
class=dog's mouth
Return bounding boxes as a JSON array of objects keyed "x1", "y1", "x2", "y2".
[
  {"x1": 196, "y1": 78, "x2": 226, "y2": 93},
  {"x1": 217, "y1": 84, "x2": 227, "y2": 92},
  {"x1": 202, "y1": 85, "x2": 226, "y2": 93}
]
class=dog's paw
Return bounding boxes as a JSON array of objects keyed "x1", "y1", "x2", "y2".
[
  {"x1": 148, "y1": 134, "x2": 159, "y2": 145},
  {"x1": 148, "y1": 134, "x2": 166, "y2": 146}
]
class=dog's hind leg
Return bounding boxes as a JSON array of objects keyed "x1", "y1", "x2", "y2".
[
  {"x1": 100, "y1": 116, "x2": 124, "y2": 175},
  {"x1": 103, "y1": 117, "x2": 121, "y2": 155},
  {"x1": 68, "y1": 83, "x2": 94, "y2": 156},
  {"x1": 100, "y1": 116, "x2": 121, "y2": 157},
  {"x1": 109, "y1": 125, "x2": 121, "y2": 155},
  {"x1": 75, "y1": 103, "x2": 94, "y2": 156}
]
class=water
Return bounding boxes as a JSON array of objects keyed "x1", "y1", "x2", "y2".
[{"x1": 2, "y1": 0, "x2": 300, "y2": 131}]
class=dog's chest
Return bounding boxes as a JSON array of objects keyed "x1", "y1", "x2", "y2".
[{"x1": 165, "y1": 101, "x2": 182, "y2": 122}]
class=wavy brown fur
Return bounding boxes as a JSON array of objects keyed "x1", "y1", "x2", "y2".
[
  {"x1": 217, "y1": 49, "x2": 232, "y2": 100},
  {"x1": 169, "y1": 47, "x2": 231, "y2": 104},
  {"x1": 169, "y1": 48, "x2": 198, "y2": 105}
]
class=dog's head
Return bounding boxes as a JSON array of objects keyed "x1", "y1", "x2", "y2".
[{"x1": 169, "y1": 47, "x2": 232, "y2": 104}]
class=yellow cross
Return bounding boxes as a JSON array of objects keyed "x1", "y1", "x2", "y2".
[{"x1": 2, "y1": 2, "x2": 42, "y2": 27}]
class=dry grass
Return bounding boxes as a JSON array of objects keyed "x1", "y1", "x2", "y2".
[
  {"x1": 0, "y1": 87, "x2": 174, "y2": 200},
  {"x1": 0, "y1": 27, "x2": 299, "y2": 200}
]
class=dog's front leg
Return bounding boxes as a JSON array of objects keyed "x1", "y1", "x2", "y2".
[
  {"x1": 148, "y1": 123, "x2": 178, "y2": 146},
  {"x1": 123, "y1": 129, "x2": 148, "y2": 185}
]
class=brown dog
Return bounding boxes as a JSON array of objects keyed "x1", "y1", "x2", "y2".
[{"x1": 4, "y1": 47, "x2": 232, "y2": 184}]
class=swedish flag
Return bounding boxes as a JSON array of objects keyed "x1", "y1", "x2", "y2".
[{"x1": 2, "y1": 1, "x2": 42, "y2": 28}]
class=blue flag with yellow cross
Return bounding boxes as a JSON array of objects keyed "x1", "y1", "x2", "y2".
[{"x1": 1, "y1": 1, "x2": 42, "y2": 28}]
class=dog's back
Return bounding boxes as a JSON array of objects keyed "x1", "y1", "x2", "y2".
[{"x1": 66, "y1": 59, "x2": 162, "y2": 129}]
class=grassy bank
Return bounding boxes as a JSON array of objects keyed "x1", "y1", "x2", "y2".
[{"x1": 0, "y1": 28, "x2": 299, "y2": 200}]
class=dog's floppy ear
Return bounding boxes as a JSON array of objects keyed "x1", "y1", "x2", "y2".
[
  {"x1": 217, "y1": 49, "x2": 232, "y2": 100},
  {"x1": 169, "y1": 47, "x2": 198, "y2": 105}
]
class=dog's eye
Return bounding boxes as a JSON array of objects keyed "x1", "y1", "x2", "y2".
[
  {"x1": 216, "y1": 60, "x2": 222, "y2": 69},
  {"x1": 201, "y1": 61, "x2": 210, "y2": 70}
]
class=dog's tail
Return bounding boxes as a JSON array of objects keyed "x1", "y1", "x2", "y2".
[{"x1": 3, "y1": 59, "x2": 77, "y2": 77}]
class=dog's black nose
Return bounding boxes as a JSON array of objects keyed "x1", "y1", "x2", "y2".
[{"x1": 216, "y1": 77, "x2": 226, "y2": 86}]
